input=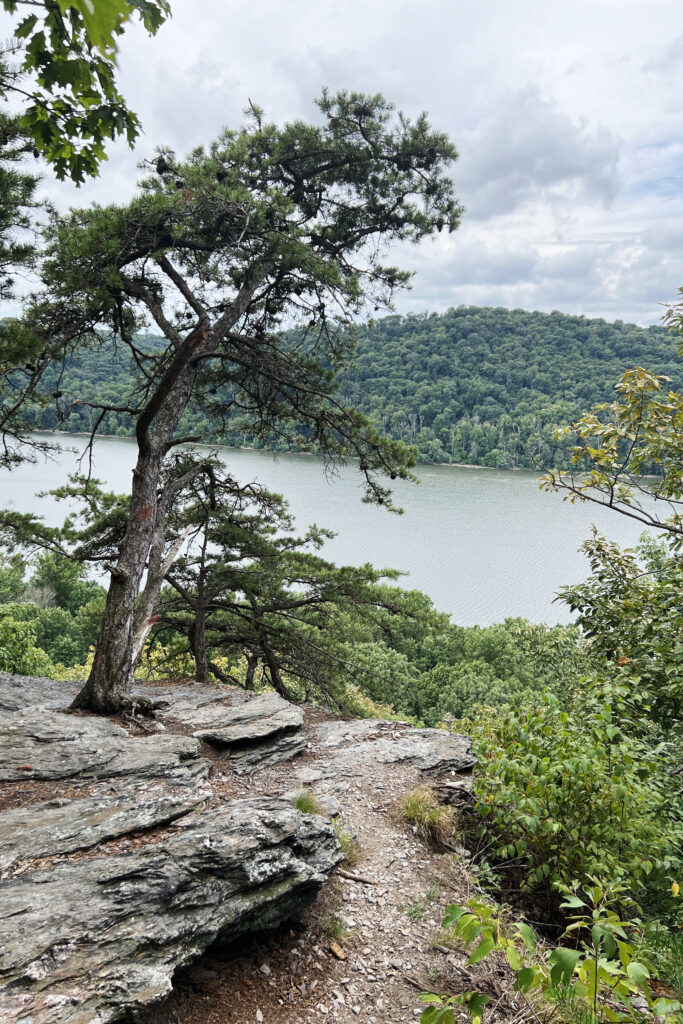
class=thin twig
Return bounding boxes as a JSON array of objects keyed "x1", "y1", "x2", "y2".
[{"x1": 337, "y1": 868, "x2": 377, "y2": 885}]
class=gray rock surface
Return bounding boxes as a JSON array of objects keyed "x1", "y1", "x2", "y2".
[
  {"x1": 0, "y1": 671, "x2": 307, "y2": 774},
  {"x1": 0, "y1": 673, "x2": 230, "y2": 715},
  {"x1": 0, "y1": 676, "x2": 306, "y2": 772},
  {"x1": 0, "y1": 709, "x2": 207, "y2": 782},
  {"x1": 0, "y1": 777, "x2": 210, "y2": 871},
  {"x1": 0, "y1": 798, "x2": 342, "y2": 1024},
  {"x1": 158, "y1": 689, "x2": 306, "y2": 771},
  {"x1": 228, "y1": 730, "x2": 308, "y2": 774},
  {"x1": 188, "y1": 692, "x2": 303, "y2": 744},
  {"x1": 0, "y1": 671, "x2": 80, "y2": 711},
  {"x1": 147, "y1": 682, "x2": 244, "y2": 710},
  {"x1": 0, "y1": 673, "x2": 474, "y2": 1024},
  {"x1": 0, "y1": 673, "x2": 240, "y2": 715},
  {"x1": 310, "y1": 719, "x2": 475, "y2": 777}
]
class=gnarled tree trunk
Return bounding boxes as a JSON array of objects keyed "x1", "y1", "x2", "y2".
[
  {"x1": 71, "y1": 383, "x2": 197, "y2": 712},
  {"x1": 71, "y1": 330, "x2": 227, "y2": 710}
]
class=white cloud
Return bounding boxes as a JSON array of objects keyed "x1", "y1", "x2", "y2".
[
  {"x1": 2, "y1": 0, "x2": 683, "y2": 325},
  {"x1": 455, "y1": 86, "x2": 621, "y2": 220}
]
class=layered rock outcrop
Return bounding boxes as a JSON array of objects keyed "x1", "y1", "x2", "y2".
[
  {"x1": 0, "y1": 799, "x2": 340, "y2": 1024},
  {"x1": 0, "y1": 672, "x2": 475, "y2": 1024}
]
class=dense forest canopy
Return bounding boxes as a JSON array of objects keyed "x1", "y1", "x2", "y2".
[{"x1": 28, "y1": 305, "x2": 677, "y2": 468}]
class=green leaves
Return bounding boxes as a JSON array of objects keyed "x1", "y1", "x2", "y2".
[
  {"x1": 541, "y1": 365, "x2": 683, "y2": 549},
  {"x1": 1, "y1": 0, "x2": 171, "y2": 181},
  {"x1": 555, "y1": 529, "x2": 683, "y2": 733},
  {"x1": 514, "y1": 967, "x2": 539, "y2": 993},
  {"x1": 626, "y1": 960, "x2": 650, "y2": 987},
  {"x1": 55, "y1": 0, "x2": 139, "y2": 57},
  {"x1": 23, "y1": 93, "x2": 458, "y2": 516},
  {"x1": 515, "y1": 923, "x2": 537, "y2": 953},
  {"x1": 467, "y1": 937, "x2": 496, "y2": 965},
  {"x1": 470, "y1": 671, "x2": 680, "y2": 907},
  {"x1": 14, "y1": 14, "x2": 39, "y2": 39},
  {"x1": 548, "y1": 947, "x2": 581, "y2": 987},
  {"x1": 441, "y1": 904, "x2": 470, "y2": 928},
  {"x1": 422, "y1": 891, "x2": 682, "y2": 1024},
  {"x1": 419, "y1": 991, "x2": 490, "y2": 1024},
  {"x1": 505, "y1": 946, "x2": 523, "y2": 970},
  {"x1": 0, "y1": 613, "x2": 53, "y2": 674},
  {"x1": 0, "y1": 109, "x2": 40, "y2": 306}
]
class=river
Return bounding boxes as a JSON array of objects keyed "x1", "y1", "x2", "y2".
[{"x1": 0, "y1": 434, "x2": 656, "y2": 626}]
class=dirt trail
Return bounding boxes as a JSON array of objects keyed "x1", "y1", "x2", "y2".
[{"x1": 139, "y1": 709, "x2": 506, "y2": 1024}]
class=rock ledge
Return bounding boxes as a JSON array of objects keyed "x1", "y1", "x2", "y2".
[{"x1": 0, "y1": 673, "x2": 475, "y2": 1024}]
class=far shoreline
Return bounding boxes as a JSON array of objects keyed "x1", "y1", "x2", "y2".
[{"x1": 30, "y1": 430, "x2": 531, "y2": 474}]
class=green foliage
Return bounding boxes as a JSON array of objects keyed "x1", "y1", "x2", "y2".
[
  {"x1": 360, "y1": 617, "x2": 583, "y2": 726},
  {"x1": 0, "y1": 596, "x2": 102, "y2": 666},
  {"x1": 0, "y1": 466, "x2": 571, "y2": 722},
  {"x1": 0, "y1": 553, "x2": 26, "y2": 603},
  {"x1": 471, "y1": 674, "x2": 682, "y2": 911},
  {"x1": 638, "y1": 922, "x2": 683, "y2": 1002},
  {"x1": 0, "y1": 611, "x2": 53, "y2": 674},
  {"x1": 15, "y1": 92, "x2": 460, "y2": 495},
  {"x1": 425, "y1": 887, "x2": 683, "y2": 1024},
  {"x1": 558, "y1": 531, "x2": 683, "y2": 734},
  {"x1": 419, "y1": 990, "x2": 491, "y2": 1024},
  {"x1": 29, "y1": 552, "x2": 105, "y2": 613},
  {"x1": 0, "y1": 546, "x2": 106, "y2": 665},
  {"x1": 4, "y1": 91, "x2": 462, "y2": 710},
  {"x1": 337, "y1": 639, "x2": 416, "y2": 710},
  {"x1": 133, "y1": 458, "x2": 417, "y2": 702},
  {"x1": 542, "y1": 367, "x2": 683, "y2": 546},
  {"x1": 413, "y1": 660, "x2": 539, "y2": 724},
  {"x1": 531, "y1": 344, "x2": 683, "y2": 927},
  {"x1": 1, "y1": 0, "x2": 170, "y2": 182},
  {"x1": 27, "y1": 308, "x2": 678, "y2": 468},
  {"x1": 0, "y1": 109, "x2": 39, "y2": 300},
  {"x1": 0, "y1": 104, "x2": 46, "y2": 465}
]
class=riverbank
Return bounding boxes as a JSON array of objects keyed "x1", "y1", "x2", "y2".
[{"x1": 32, "y1": 429, "x2": 532, "y2": 473}]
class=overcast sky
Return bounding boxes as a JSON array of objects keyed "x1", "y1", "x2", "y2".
[{"x1": 17, "y1": 0, "x2": 683, "y2": 324}]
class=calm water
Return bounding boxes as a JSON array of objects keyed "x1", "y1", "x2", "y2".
[{"x1": 0, "y1": 434, "x2": 655, "y2": 626}]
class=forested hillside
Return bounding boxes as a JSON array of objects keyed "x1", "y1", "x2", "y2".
[
  {"x1": 30, "y1": 306, "x2": 677, "y2": 468},
  {"x1": 340, "y1": 307, "x2": 678, "y2": 466}
]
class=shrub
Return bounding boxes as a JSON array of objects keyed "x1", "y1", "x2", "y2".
[
  {"x1": 0, "y1": 615, "x2": 54, "y2": 675},
  {"x1": 421, "y1": 883, "x2": 683, "y2": 1024},
  {"x1": 558, "y1": 531, "x2": 683, "y2": 731},
  {"x1": 471, "y1": 673, "x2": 682, "y2": 912}
]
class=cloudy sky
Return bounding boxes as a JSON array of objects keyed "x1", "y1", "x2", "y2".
[{"x1": 16, "y1": 0, "x2": 683, "y2": 323}]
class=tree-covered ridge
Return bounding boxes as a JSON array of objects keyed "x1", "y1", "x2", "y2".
[
  {"x1": 28, "y1": 306, "x2": 678, "y2": 468},
  {"x1": 339, "y1": 306, "x2": 678, "y2": 466}
]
